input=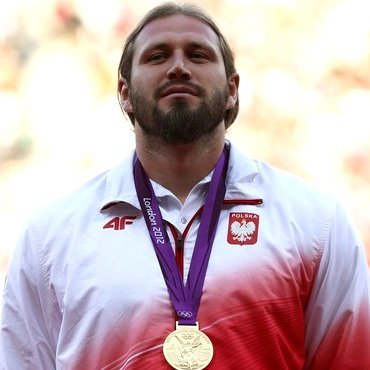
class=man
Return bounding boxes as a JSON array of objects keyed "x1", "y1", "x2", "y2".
[{"x1": 1, "y1": 2, "x2": 370, "y2": 369}]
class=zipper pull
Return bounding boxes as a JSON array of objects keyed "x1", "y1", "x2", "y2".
[{"x1": 176, "y1": 234, "x2": 183, "y2": 249}]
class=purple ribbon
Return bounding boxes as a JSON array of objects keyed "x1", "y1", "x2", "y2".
[{"x1": 134, "y1": 146, "x2": 229, "y2": 325}]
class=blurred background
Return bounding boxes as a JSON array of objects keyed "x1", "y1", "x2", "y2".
[{"x1": 1, "y1": 0, "x2": 369, "y2": 304}]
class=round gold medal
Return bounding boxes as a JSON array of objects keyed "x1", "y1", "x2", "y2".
[{"x1": 163, "y1": 322, "x2": 214, "y2": 370}]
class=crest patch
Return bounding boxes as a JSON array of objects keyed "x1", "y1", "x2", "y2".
[{"x1": 227, "y1": 212, "x2": 259, "y2": 245}]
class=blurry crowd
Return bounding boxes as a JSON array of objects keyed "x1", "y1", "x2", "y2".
[{"x1": 1, "y1": 0, "x2": 369, "y2": 293}]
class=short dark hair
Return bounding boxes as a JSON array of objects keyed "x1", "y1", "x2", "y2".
[{"x1": 118, "y1": 2, "x2": 239, "y2": 128}]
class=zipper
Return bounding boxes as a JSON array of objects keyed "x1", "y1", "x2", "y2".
[
  {"x1": 168, "y1": 224, "x2": 184, "y2": 281},
  {"x1": 176, "y1": 234, "x2": 184, "y2": 279}
]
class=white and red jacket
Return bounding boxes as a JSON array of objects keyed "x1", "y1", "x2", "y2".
[{"x1": 1, "y1": 143, "x2": 370, "y2": 369}]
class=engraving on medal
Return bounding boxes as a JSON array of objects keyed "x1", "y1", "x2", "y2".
[{"x1": 163, "y1": 323, "x2": 213, "y2": 370}]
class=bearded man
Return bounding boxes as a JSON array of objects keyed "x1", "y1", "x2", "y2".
[{"x1": 1, "y1": 3, "x2": 369, "y2": 370}]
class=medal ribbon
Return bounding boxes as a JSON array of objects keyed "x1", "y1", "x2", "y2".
[{"x1": 134, "y1": 146, "x2": 229, "y2": 325}]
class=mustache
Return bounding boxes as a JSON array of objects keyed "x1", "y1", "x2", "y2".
[{"x1": 154, "y1": 81, "x2": 205, "y2": 99}]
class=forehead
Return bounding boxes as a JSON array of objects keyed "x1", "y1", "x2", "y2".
[{"x1": 133, "y1": 15, "x2": 221, "y2": 55}]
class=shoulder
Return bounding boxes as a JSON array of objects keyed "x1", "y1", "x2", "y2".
[
  {"x1": 257, "y1": 160, "x2": 332, "y2": 201},
  {"x1": 228, "y1": 142, "x2": 337, "y2": 212},
  {"x1": 28, "y1": 152, "x2": 136, "y2": 233},
  {"x1": 30, "y1": 169, "x2": 110, "y2": 229}
]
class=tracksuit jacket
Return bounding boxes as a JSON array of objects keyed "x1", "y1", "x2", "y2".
[{"x1": 1, "y1": 143, "x2": 370, "y2": 369}]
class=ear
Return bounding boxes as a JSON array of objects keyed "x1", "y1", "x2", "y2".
[
  {"x1": 118, "y1": 77, "x2": 133, "y2": 113},
  {"x1": 226, "y1": 72, "x2": 240, "y2": 110}
]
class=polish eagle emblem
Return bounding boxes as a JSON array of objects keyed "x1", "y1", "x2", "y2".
[{"x1": 230, "y1": 219, "x2": 256, "y2": 242}]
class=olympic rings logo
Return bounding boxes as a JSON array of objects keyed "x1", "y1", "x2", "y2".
[
  {"x1": 182, "y1": 333, "x2": 194, "y2": 340},
  {"x1": 177, "y1": 310, "x2": 193, "y2": 318}
]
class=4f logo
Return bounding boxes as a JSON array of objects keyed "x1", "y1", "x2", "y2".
[
  {"x1": 227, "y1": 212, "x2": 259, "y2": 245},
  {"x1": 103, "y1": 216, "x2": 137, "y2": 230}
]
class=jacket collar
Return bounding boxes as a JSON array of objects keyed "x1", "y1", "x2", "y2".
[
  {"x1": 100, "y1": 142, "x2": 263, "y2": 212},
  {"x1": 224, "y1": 142, "x2": 262, "y2": 201}
]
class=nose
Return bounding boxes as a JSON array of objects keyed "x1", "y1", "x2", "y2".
[{"x1": 167, "y1": 52, "x2": 191, "y2": 80}]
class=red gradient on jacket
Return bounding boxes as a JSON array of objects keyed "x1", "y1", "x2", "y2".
[
  {"x1": 64, "y1": 267, "x2": 370, "y2": 369},
  {"x1": 66, "y1": 259, "x2": 308, "y2": 370},
  {"x1": 66, "y1": 297, "x2": 306, "y2": 369},
  {"x1": 309, "y1": 307, "x2": 370, "y2": 369}
]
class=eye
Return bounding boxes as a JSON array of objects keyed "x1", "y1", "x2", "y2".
[
  {"x1": 148, "y1": 53, "x2": 167, "y2": 63},
  {"x1": 189, "y1": 51, "x2": 209, "y2": 62}
]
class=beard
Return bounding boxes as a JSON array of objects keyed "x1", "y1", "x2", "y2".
[{"x1": 128, "y1": 82, "x2": 229, "y2": 145}]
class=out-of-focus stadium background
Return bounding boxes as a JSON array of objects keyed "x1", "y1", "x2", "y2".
[{"x1": 1, "y1": 0, "x2": 369, "y2": 305}]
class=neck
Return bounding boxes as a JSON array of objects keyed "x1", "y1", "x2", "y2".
[{"x1": 135, "y1": 124, "x2": 226, "y2": 203}]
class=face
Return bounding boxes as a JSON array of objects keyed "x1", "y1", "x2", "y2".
[{"x1": 119, "y1": 15, "x2": 238, "y2": 145}]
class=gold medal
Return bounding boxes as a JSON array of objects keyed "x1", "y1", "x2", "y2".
[{"x1": 163, "y1": 322, "x2": 214, "y2": 370}]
